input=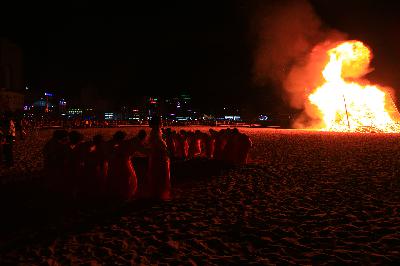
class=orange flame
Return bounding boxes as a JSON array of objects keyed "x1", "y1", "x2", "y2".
[{"x1": 308, "y1": 40, "x2": 400, "y2": 132}]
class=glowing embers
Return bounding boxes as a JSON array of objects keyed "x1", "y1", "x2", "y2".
[{"x1": 308, "y1": 41, "x2": 400, "y2": 133}]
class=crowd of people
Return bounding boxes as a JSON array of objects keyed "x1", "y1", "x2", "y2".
[{"x1": 41, "y1": 118, "x2": 252, "y2": 202}]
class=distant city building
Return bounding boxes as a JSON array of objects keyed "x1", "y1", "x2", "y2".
[
  {"x1": 215, "y1": 106, "x2": 242, "y2": 122},
  {"x1": 82, "y1": 107, "x2": 96, "y2": 120},
  {"x1": 163, "y1": 94, "x2": 195, "y2": 121},
  {"x1": 33, "y1": 97, "x2": 53, "y2": 111},
  {"x1": 148, "y1": 97, "x2": 160, "y2": 118},
  {"x1": 102, "y1": 106, "x2": 142, "y2": 123},
  {"x1": 128, "y1": 109, "x2": 140, "y2": 121},
  {"x1": 59, "y1": 99, "x2": 67, "y2": 114},
  {"x1": 68, "y1": 108, "x2": 83, "y2": 116},
  {"x1": 104, "y1": 112, "x2": 114, "y2": 120},
  {"x1": 27, "y1": 92, "x2": 68, "y2": 117},
  {"x1": 223, "y1": 115, "x2": 241, "y2": 121}
]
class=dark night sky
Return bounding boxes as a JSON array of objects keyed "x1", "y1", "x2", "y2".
[{"x1": 1, "y1": 0, "x2": 400, "y2": 113}]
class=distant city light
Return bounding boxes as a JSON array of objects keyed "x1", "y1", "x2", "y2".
[
  {"x1": 105, "y1": 113, "x2": 114, "y2": 120},
  {"x1": 224, "y1": 115, "x2": 241, "y2": 121},
  {"x1": 44, "y1": 92, "x2": 53, "y2": 97},
  {"x1": 68, "y1": 108, "x2": 83, "y2": 115}
]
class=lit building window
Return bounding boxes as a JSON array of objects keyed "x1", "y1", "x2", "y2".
[{"x1": 105, "y1": 113, "x2": 114, "y2": 120}]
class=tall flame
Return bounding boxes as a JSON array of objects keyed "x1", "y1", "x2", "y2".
[{"x1": 308, "y1": 40, "x2": 400, "y2": 133}]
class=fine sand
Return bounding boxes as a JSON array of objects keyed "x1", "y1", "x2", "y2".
[{"x1": 1, "y1": 127, "x2": 400, "y2": 264}]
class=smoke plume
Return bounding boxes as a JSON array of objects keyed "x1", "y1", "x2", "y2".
[{"x1": 252, "y1": 0, "x2": 346, "y2": 127}]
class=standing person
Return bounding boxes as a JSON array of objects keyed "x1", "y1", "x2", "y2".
[
  {"x1": 106, "y1": 130, "x2": 138, "y2": 201},
  {"x1": 0, "y1": 120, "x2": 4, "y2": 165},
  {"x1": 164, "y1": 128, "x2": 176, "y2": 159},
  {"x1": 236, "y1": 133, "x2": 252, "y2": 164},
  {"x1": 80, "y1": 134, "x2": 108, "y2": 200},
  {"x1": 187, "y1": 131, "x2": 195, "y2": 159},
  {"x1": 187, "y1": 131, "x2": 202, "y2": 159},
  {"x1": 130, "y1": 130, "x2": 149, "y2": 198},
  {"x1": 213, "y1": 129, "x2": 227, "y2": 161},
  {"x1": 146, "y1": 116, "x2": 171, "y2": 200},
  {"x1": 130, "y1": 129, "x2": 148, "y2": 153},
  {"x1": 180, "y1": 130, "x2": 189, "y2": 159},
  {"x1": 3, "y1": 116, "x2": 16, "y2": 167},
  {"x1": 20, "y1": 118, "x2": 27, "y2": 140},
  {"x1": 65, "y1": 131, "x2": 85, "y2": 200},
  {"x1": 43, "y1": 130, "x2": 69, "y2": 195},
  {"x1": 202, "y1": 130, "x2": 215, "y2": 159},
  {"x1": 222, "y1": 128, "x2": 240, "y2": 164},
  {"x1": 173, "y1": 131, "x2": 184, "y2": 160},
  {"x1": 15, "y1": 117, "x2": 25, "y2": 141},
  {"x1": 193, "y1": 130, "x2": 202, "y2": 157}
]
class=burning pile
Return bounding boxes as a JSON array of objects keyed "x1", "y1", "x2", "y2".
[{"x1": 308, "y1": 41, "x2": 400, "y2": 133}]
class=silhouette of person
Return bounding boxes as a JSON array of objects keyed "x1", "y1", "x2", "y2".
[
  {"x1": 203, "y1": 129, "x2": 216, "y2": 159},
  {"x1": 66, "y1": 131, "x2": 85, "y2": 200},
  {"x1": 146, "y1": 116, "x2": 171, "y2": 200},
  {"x1": 0, "y1": 117, "x2": 4, "y2": 165},
  {"x1": 43, "y1": 130, "x2": 69, "y2": 196},
  {"x1": 173, "y1": 130, "x2": 185, "y2": 160},
  {"x1": 236, "y1": 133, "x2": 252, "y2": 164},
  {"x1": 106, "y1": 130, "x2": 137, "y2": 201},
  {"x1": 213, "y1": 129, "x2": 227, "y2": 161},
  {"x1": 130, "y1": 129, "x2": 149, "y2": 198},
  {"x1": 80, "y1": 134, "x2": 108, "y2": 200},
  {"x1": 131, "y1": 129, "x2": 148, "y2": 155},
  {"x1": 188, "y1": 130, "x2": 202, "y2": 158},
  {"x1": 222, "y1": 128, "x2": 240, "y2": 164},
  {"x1": 3, "y1": 116, "x2": 16, "y2": 167},
  {"x1": 164, "y1": 128, "x2": 176, "y2": 159}
]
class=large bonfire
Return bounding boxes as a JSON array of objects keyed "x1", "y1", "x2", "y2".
[{"x1": 308, "y1": 40, "x2": 400, "y2": 133}]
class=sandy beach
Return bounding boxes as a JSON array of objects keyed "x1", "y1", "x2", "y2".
[{"x1": 1, "y1": 127, "x2": 400, "y2": 264}]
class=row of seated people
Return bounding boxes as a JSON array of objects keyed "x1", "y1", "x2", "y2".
[{"x1": 42, "y1": 126, "x2": 252, "y2": 202}]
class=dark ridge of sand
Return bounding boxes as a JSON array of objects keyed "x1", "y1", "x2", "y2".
[{"x1": 1, "y1": 127, "x2": 400, "y2": 264}]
